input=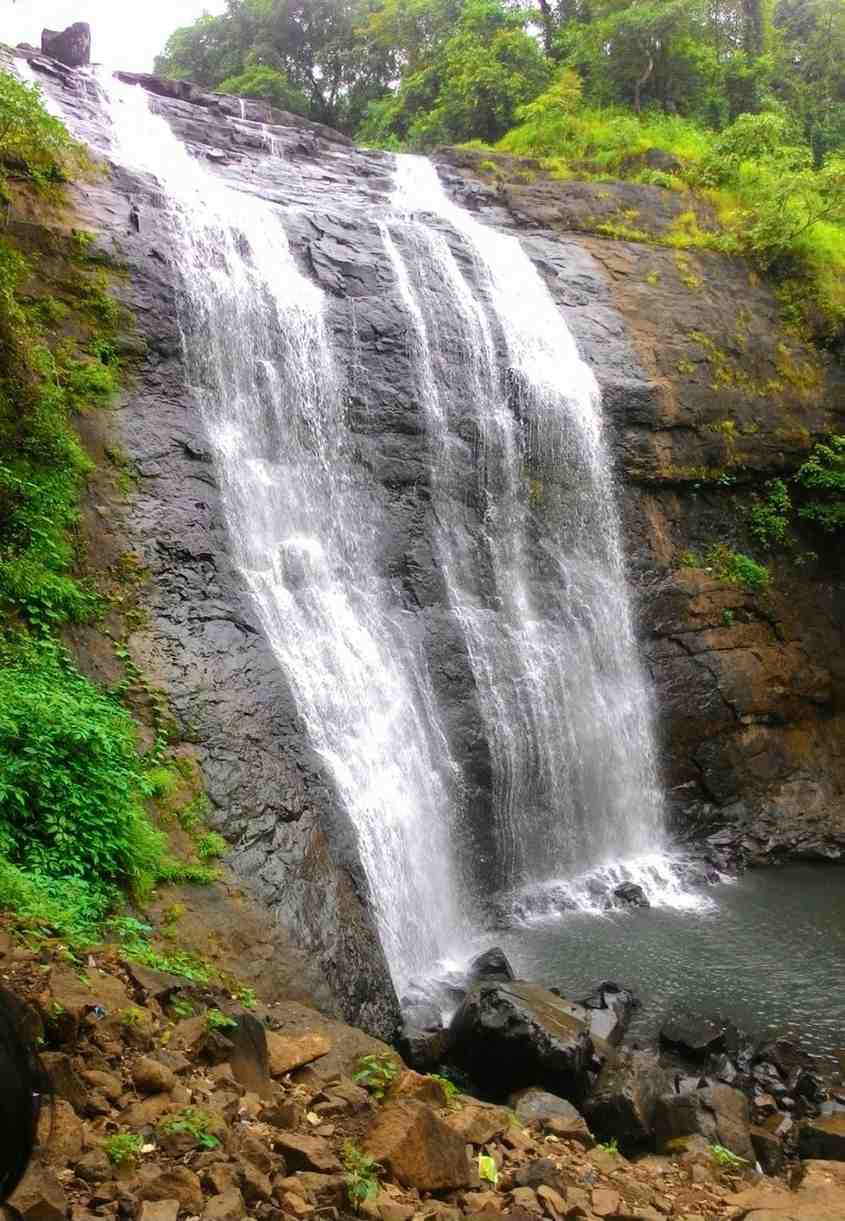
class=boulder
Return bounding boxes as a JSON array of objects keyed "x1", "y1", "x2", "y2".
[
  {"x1": 583, "y1": 1050, "x2": 669, "y2": 1149},
  {"x1": 273, "y1": 1132, "x2": 342, "y2": 1174},
  {"x1": 612, "y1": 883, "x2": 650, "y2": 908},
  {"x1": 398, "y1": 1010, "x2": 450, "y2": 1072},
  {"x1": 10, "y1": 1164, "x2": 68, "y2": 1221},
  {"x1": 750, "y1": 1125, "x2": 786, "y2": 1174},
  {"x1": 446, "y1": 1102, "x2": 512, "y2": 1144},
  {"x1": 138, "y1": 1205, "x2": 180, "y2": 1221},
  {"x1": 229, "y1": 1013, "x2": 272, "y2": 1098},
  {"x1": 266, "y1": 1030, "x2": 331, "y2": 1076},
  {"x1": 364, "y1": 1099, "x2": 472, "y2": 1191},
  {"x1": 132, "y1": 1056, "x2": 177, "y2": 1095},
  {"x1": 449, "y1": 982, "x2": 594, "y2": 1101},
  {"x1": 202, "y1": 1189, "x2": 245, "y2": 1221},
  {"x1": 579, "y1": 982, "x2": 638, "y2": 1047},
  {"x1": 138, "y1": 1168, "x2": 204, "y2": 1213},
  {"x1": 798, "y1": 1114, "x2": 845, "y2": 1160},
  {"x1": 468, "y1": 947, "x2": 515, "y2": 984},
  {"x1": 510, "y1": 1089, "x2": 592, "y2": 1146},
  {"x1": 390, "y1": 1068, "x2": 450, "y2": 1106},
  {"x1": 39, "y1": 1099, "x2": 83, "y2": 1167},
  {"x1": 41, "y1": 1053, "x2": 88, "y2": 1114},
  {"x1": 41, "y1": 23, "x2": 91, "y2": 67},
  {"x1": 659, "y1": 1010, "x2": 738, "y2": 1060},
  {"x1": 654, "y1": 1083, "x2": 755, "y2": 1164}
]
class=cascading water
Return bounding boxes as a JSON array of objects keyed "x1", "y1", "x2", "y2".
[
  {"x1": 91, "y1": 77, "x2": 471, "y2": 994},
  {"x1": 381, "y1": 156, "x2": 667, "y2": 899}
]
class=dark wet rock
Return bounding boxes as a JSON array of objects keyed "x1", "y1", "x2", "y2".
[
  {"x1": 41, "y1": 23, "x2": 90, "y2": 67},
  {"x1": 579, "y1": 982, "x2": 638, "y2": 1046},
  {"x1": 398, "y1": 1006, "x2": 449, "y2": 1073},
  {"x1": 510, "y1": 1089, "x2": 593, "y2": 1145},
  {"x1": 468, "y1": 947, "x2": 515, "y2": 984},
  {"x1": 583, "y1": 1050, "x2": 669, "y2": 1150},
  {"x1": 449, "y1": 982, "x2": 594, "y2": 1101},
  {"x1": 750, "y1": 1125, "x2": 786, "y2": 1174},
  {"x1": 654, "y1": 1083, "x2": 755, "y2": 1164},
  {"x1": 612, "y1": 882, "x2": 650, "y2": 908},
  {"x1": 660, "y1": 1010, "x2": 740, "y2": 1060},
  {"x1": 798, "y1": 1113, "x2": 845, "y2": 1160}
]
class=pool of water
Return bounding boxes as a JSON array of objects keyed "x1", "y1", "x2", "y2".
[{"x1": 497, "y1": 864, "x2": 845, "y2": 1071}]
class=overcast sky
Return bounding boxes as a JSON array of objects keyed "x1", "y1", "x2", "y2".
[{"x1": 2, "y1": 1, "x2": 227, "y2": 74}]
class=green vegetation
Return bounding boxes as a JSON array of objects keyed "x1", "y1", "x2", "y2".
[
  {"x1": 156, "y1": 0, "x2": 845, "y2": 343},
  {"x1": 342, "y1": 1143, "x2": 382, "y2": 1210},
  {"x1": 158, "y1": 1107, "x2": 222, "y2": 1150},
  {"x1": 684, "y1": 543, "x2": 770, "y2": 591},
  {"x1": 749, "y1": 478, "x2": 792, "y2": 547},
  {"x1": 429, "y1": 1072, "x2": 460, "y2": 1102},
  {"x1": 710, "y1": 1142, "x2": 747, "y2": 1168},
  {"x1": 205, "y1": 1007, "x2": 239, "y2": 1032},
  {"x1": 795, "y1": 435, "x2": 845, "y2": 531},
  {"x1": 0, "y1": 70, "x2": 89, "y2": 194},
  {"x1": 352, "y1": 1052, "x2": 400, "y2": 1100},
  {"x1": 596, "y1": 1138, "x2": 620, "y2": 1155},
  {"x1": 103, "y1": 1131, "x2": 145, "y2": 1167}
]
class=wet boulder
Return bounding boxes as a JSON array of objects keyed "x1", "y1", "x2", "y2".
[
  {"x1": 583, "y1": 1049, "x2": 670, "y2": 1150},
  {"x1": 449, "y1": 981, "x2": 594, "y2": 1101},
  {"x1": 510, "y1": 1088, "x2": 594, "y2": 1146},
  {"x1": 612, "y1": 882, "x2": 650, "y2": 907},
  {"x1": 579, "y1": 981, "x2": 638, "y2": 1046},
  {"x1": 398, "y1": 1001, "x2": 449, "y2": 1072},
  {"x1": 468, "y1": 946, "x2": 516, "y2": 984},
  {"x1": 659, "y1": 1009, "x2": 741, "y2": 1061},
  {"x1": 654, "y1": 1082, "x2": 755, "y2": 1164},
  {"x1": 798, "y1": 1113, "x2": 845, "y2": 1160},
  {"x1": 41, "y1": 23, "x2": 91, "y2": 67}
]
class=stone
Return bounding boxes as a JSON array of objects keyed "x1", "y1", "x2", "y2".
[
  {"x1": 583, "y1": 1051, "x2": 668, "y2": 1149},
  {"x1": 279, "y1": 1173, "x2": 346, "y2": 1207},
  {"x1": 81, "y1": 1069, "x2": 123, "y2": 1102},
  {"x1": 535, "y1": 1185, "x2": 566, "y2": 1219},
  {"x1": 364, "y1": 1099, "x2": 472, "y2": 1191},
  {"x1": 41, "y1": 1053, "x2": 88, "y2": 1113},
  {"x1": 202, "y1": 1189, "x2": 245, "y2": 1221},
  {"x1": 513, "y1": 1161, "x2": 563, "y2": 1192},
  {"x1": 39, "y1": 1099, "x2": 83, "y2": 1166},
  {"x1": 138, "y1": 1205, "x2": 179, "y2": 1221},
  {"x1": 41, "y1": 22, "x2": 91, "y2": 67},
  {"x1": 654, "y1": 1084, "x2": 755, "y2": 1164},
  {"x1": 449, "y1": 983, "x2": 593, "y2": 1101},
  {"x1": 264, "y1": 1099, "x2": 304, "y2": 1130},
  {"x1": 590, "y1": 1188, "x2": 621, "y2": 1217},
  {"x1": 798, "y1": 1114, "x2": 845, "y2": 1160},
  {"x1": 579, "y1": 983, "x2": 638, "y2": 1047},
  {"x1": 612, "y1": 883, "x2": 649, "y2": 908},
  {"x1": 229, "y1": 1013, "x2": 273, "y2": 1098},
  {"x1": 750, "y1": 1125, "x2": 785, "y2": 1174},
  {"x1": 138, "y1": 1168, "x2": 204, "y2": 1213},
  {"x1": 9, "y1": 1164, "x2": 68, "y2": 1221},
  {"x1": 469, "y1": 948, "x2": 516, "y2": 983},
  {"x1": 447, "y1": 1104, "x2": 512, "y2": 1144},
  {"x1": 202, "y1": 1164, "x2": 240, "y2": 1196},
  {"x1": 132, "y1": 1056, "x2": 177, "y2": 1095},
  {"x1": 74, "y1": 1150, "x2": 111, "y2": 1184},
  {"x1": 239, "y1": 1161, "x2": 273, "y2": 1205},
  {"x1": 123, "y1": 962, "x2": 186, "y2": 1003},
  {"x1": 659, "y1": 1011, "x2": 737, "y2": 1060},
  {"x1": 266, "y1": 1031, "x2": 331, "y2": 1077},
  {"x1": 233, "y1": 1128, "x2": 275, "y2": 1174},
  {"x1": 510, "y1": 1188, "x2": 541, "y2": 1214},
  {"x1": 391, "y1": 1068, "x2": 450, "y2": 1106},
  {"x1": 119, "y1": 1093, "x2": 174, "y2": 1128},
  {"x1": 273, "y1": 1132, "x2": 342, "y2": 1174}
]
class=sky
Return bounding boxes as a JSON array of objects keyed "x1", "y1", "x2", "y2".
[{"x1": 1, "y1": 0, "x2": 227, "y2": 74}]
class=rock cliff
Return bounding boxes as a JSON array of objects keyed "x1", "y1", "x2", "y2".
[{"x1": 9, "y1": 48, "x2": 844, "y2": 1022}]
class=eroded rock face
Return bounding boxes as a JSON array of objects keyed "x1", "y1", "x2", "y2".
[{"x1": 41, "y1": 23, "x2": 91, "y2": 68}]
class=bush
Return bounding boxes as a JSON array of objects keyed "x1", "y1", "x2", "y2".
[
  {"x1": 0, "y1": 70, "x2": 88, "y2": 193},
  {"x1": 703, "y1": 543, "x2": 769, "y2": 591},
  {"x1": 749, "y1": 478, "x2": 791, "y2": 548},
  {"x1": 217, "y1": 65, "x2": 308, "y2": 114},
  {"x1": 795, "y1": 435, "x2": 845, "y2": 531},
  {"x1": 0, "y1": 640, "x2": 165, "y2": 892}
]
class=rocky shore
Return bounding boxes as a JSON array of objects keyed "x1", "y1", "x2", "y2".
[{"x1": 5, "y1": 925, "x2": 845, "y2": 1221}]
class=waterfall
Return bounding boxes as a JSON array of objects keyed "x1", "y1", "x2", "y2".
[
  {"x1": 94, "y1": 78, "x2": 471, "y2": 993},
  {"x1": 381, "y1": 156, "x2": 665, "y2": 894}
]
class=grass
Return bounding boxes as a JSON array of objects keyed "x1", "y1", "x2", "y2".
[{"x1": 103, "y1": 1131, "x2": 144, "y2": 1167}]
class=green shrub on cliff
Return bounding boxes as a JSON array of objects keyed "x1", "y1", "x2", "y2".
[
  {"x1": 795, "y1": 436, "x2": 845, "y2": 532},
  {"x1": 0, "y1": 70, "x2": 88, "y2": 194}
]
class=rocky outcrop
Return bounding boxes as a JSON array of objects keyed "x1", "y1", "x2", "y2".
[{"x1": 41, "y1": 23, "x2": 90, "y2": 67}]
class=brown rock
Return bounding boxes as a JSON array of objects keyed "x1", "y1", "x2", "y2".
[
  {"x1": 510, "y1": 1188, "x2": 541, "y2": 1214},
  {"x1": 463, "y1": 1193, "x2": 503, "y2": 1214},
  {"x1": 239, "y1": 1161, "x2": 272, "y2": 1205},
  {"x1": 82, "y1": 1070, "x2": 123, "y2": 1102},
  {"x1": 201, "y1": 1165, "x2": 241, "y2": 1196},
  {"x1": 264, "y1": 1100, "x2": 303, "y2": 1130},
  {"x1": 513, "y1": 1161, "x2": 563, "y2": 1193},
  {"x1": 279, "y1": 1192, "x2": 313, "y2": 1217},
  {"x1": 119, "y1": 1094, "x2": 174, "y2": 1128},
  {"x1": 266, "y1": 1031, "x2": 331, "y2": 1077},
  {"x1": 170, "y1": 1015, "x2": 208, "y2": 1053},
  {"x1": 138, "y1": 1169, "x2": 203, "y2": 1213},
  {"x1": 41, "y1": 1053, "x2": 88, "y2": 1114},
  {"x1": 132, "y1": 1057, "x2": 177, "y2": 1096},
  {"x1": 39, "y1": 1099, "x2": 83, "y2": 1166},
  {"x1": 123, "y1": 962, "x2": 185, "y2": 1003},
  {"x1": 273, "y1": 1132, "x2": 340, "y2": 1174},
  {"x1": 535, "y1": 1186, "x2": 566, "y2": 1219},
  {"x1": 9, "y1": 1164, "x2": 68, "y2": 1221},
  {"x1": 229, "y1": 1013, "x2": 273, "y2": 1098},
  {"x1": 233, "y1": 1128, "x2": 274, "y2": 1174},
  {"x1": 378, "y1": 1204, "x2": 416, "y2": 1221},
  {"x1": 279, "y1": 1173, "x2": 346, "y2": 1207},
  {"x1": 390, "y1": 1069, "x2": 449, "y2": 1106},
  {"x1": 202, "y1": 1189, "x2": 245, "y2": 1221},
  {"x1": 74, "y1": 1150, "x2": 111, "y2": 1184},
  {"x1": 137, "y1": 1204, "x2": 179, "y2": 1221},
  {"x1": 364, "y1": 1099, "x2": 472, "y2": 1192},
  {"x1": 590, "y1": 1188, "x2": 621, "y2": 1218},
  {"x1": 448, "y1": 1104, "x2": 512, "y2": 1145}
]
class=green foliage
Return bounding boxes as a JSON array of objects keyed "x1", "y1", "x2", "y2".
[
  {"x1": 197, "y1": 831, "x2": 227, "y2": 860},
  {"x1": 0, "y1": 639, "x2": 167, "y2": 891},
  {"x1": 429, "y1": 1072, "x2": 460, "y2": 1101},
  {"x1": 103, "y1": 1131, "x2": 144, "y2": 1167},
  {"x1": 749, "y1": 478, "x2": 791, "y2": 547},
  {"x1": 205, "y1": 1007, "x2": 238, "y2": 1032},
  {"x1": 795, "y1": 436, "x2": 845, "y2": 531},
  {"x1": 231, "y1": 984, "x2": 257, "y2": 1009},
  {"x1": 0, "y1": 70, "x2": 88, "y2": 194},
  {"x1": 218, "y1": 64, "x2": 308, "y2": 113},
  {"x1": 352, "y1": 1052, "x2": 400, "y2": 1099},
  {"x1": 342, "y1": 1143, "x2": 381, "y2": 1209},
  {"x1": 703, "y1": 543, "x2": 770, "y2": 591},
  {"x1": 596, "y1": 1138, "x2": 620, "y2": 1155},
  {"x1": 710, "y1": 1142, "x2": 747, "y2": 1168},
  {"x1": 158, "y1": 1107, "x2": 221, "y2": 1150}
]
